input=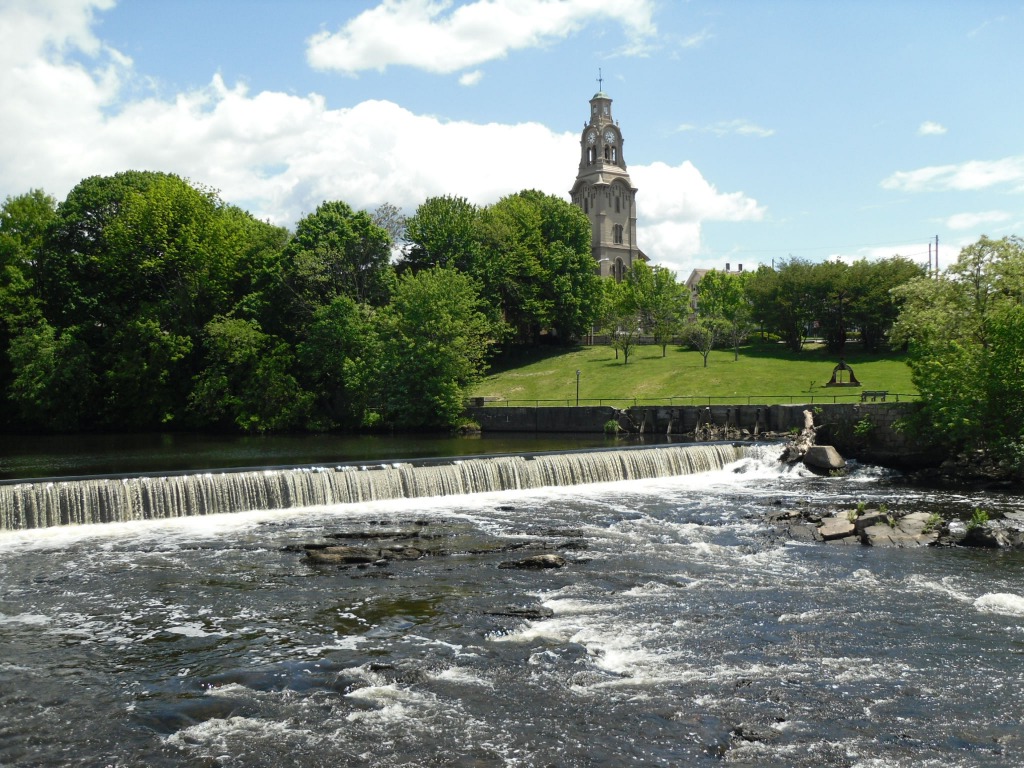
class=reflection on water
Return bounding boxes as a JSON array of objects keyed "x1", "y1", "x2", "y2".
[{"x1": 0, "y1": 431, "x2": 660, "y2": 480}]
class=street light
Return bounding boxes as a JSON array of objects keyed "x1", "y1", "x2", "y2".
[{"x1": 576, "y1": 369, "x2": 581, "y2": 406}]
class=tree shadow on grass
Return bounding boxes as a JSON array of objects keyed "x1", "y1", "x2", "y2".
[
  {"x1": 486, "y1": 344, "x2": 586, "y2": 374},
  {"x1": 736, "y1": 341, "x2": 906, "y2": 365}
]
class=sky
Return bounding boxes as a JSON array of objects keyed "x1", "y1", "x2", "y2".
[{"x1": 2, "y1": 0, "x2": 1023, "y2": 277}]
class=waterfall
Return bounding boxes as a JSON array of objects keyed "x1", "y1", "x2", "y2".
[{"x1": 0, "y1": 443, "x2": 746, "y2": 530}]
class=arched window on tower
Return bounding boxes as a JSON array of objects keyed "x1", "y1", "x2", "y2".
[
  {"x1": 612, "y1": 146, "x2": 617, "y2": 162},
  {"x1": 587, "y1": 147, "x2": 595, "y2": 164},
  {"x1": 615, "y1": 258, "x2": 625, "y2": 282},
  {"x1": 604, "y1": 145, "x2": 610, "y2": 160},
  {"x1": 613, "y1": 224, "x2": 623, "y2": 245}
]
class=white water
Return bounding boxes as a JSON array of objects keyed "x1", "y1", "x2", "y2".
[
  {"x1": 0, "y1": 443, "x2": 745, "y2": 529},
  {"x1": 1, "y1": 446, "x2": 1022, "y2": 766}
]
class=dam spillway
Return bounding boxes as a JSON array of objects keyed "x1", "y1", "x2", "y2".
[{"x1": 0, "y1": 443, "x2": 748, "y2": 530}]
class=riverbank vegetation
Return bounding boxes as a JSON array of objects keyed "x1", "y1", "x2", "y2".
[
  {"x1": 892, "y1": 235, "x2": 1024, "y2": 479},
  {"x1": 1, "y1": 174, "x2": 598, "y2": 433},
  {"x1": 2, "y1": 170, "x2": 1004, "y2": 444}
]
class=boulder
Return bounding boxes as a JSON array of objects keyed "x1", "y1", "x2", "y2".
[
  {"x1": 802, "y1": 445, "x2": 846, "y2": 473},
  {"x1": 853, "y1": 511, "x2": 889, "y2": 533},
  {"x1": 860, "y1": 512, "x2": 939, "y2": 547},
  {"x1": 818, "y1": 515, "x2": 855, "y2": 541}
]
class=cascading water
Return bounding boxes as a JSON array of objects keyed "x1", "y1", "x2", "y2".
[
  {"x1": 0, "y1": 443, "x2": 747, "y2": 530},
  {"x1": 2, "y1": 443, "x2": 1023, "y2": 767}
]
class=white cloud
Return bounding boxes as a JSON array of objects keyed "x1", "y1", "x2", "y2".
[
  {"x1": 458, "y1": 69, "x2": 484, "y2": 86},
  {"x1": 305, "y1": 0, "x2": 657, "y2": 76},
  {"x1": 677, "y1": 119, "x2": 774, "y2": 138},
  {"x1": 0, "y1": 0, "x2": 756, "y2": 274},
  {"x1": 945, "y1": 210, "x2": 1012, "y2": 231},
  {"x1": 679, "y1": 27, "x2": 713, "y2": 49},
  {"x1": 632, "y1": 161, "x2": 765, "y2": 224},
  {"x1": 881, "y1": 155, "x2": 1024, "y2": 192},
  {"x1": 629, "y1": 161, "x2": 764, "y2": 274},
  {"x1": 918, "y1": 121, "x2": 947, "y2": 136}
]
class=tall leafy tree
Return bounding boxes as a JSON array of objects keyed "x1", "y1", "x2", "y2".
[
  {"x1": 402, "y1": 195, "x2": 479, "y2": 273},
  {"x1": 282, "y1": 200, "x2": 393, "y2": 313},
  {"x1": 696, "y1": 269, "x2": 753, "y2": 359},
  {"x1": 21, "y1": 171, "x2": 288, "y2": 430},
  {"x1": 377, "y1": 267, "x2": 495, "y2": 428},
  {"x1": 189, "y1": 317, "x2": 312, "y2": 433},
  {"x1": 745, "y1": 259, "x2": 823, "y2": 352},
  {"x1": 626, "y1": 263, "x2": 687, "y2": 356},
  {"x1": 296, "y1": 296, "x2": 381, "y2": 430},
  {"x1": 846, "y1": 256, "x2": 924, "y2": 351},
  {"x1": 892, "y1": 235, "x2": 1024, "y2": 461},
  {"x1": 600, "y1": 277, "x2": 643, "y2": 365},
  {"x1": 474, "y1": 190, "x2": 601, "y2": 344},
  {"x1": 0, "y1": 189, "x2": 55, "y2": 425}
]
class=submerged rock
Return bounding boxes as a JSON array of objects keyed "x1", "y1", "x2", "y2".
[{"x1": 498, "y1": 554, "x2": 566, "y2": 570}]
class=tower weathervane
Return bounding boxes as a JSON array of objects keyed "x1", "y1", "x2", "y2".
[{"x1": 597, "y1": 68, "x2": 603, "y2": 91}]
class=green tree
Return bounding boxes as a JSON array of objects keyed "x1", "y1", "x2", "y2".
[
  {"x1": 296, "y1": 296, "x2": 381, "y2": 430},
  {"x1": 27, "y1": 171, "x2": 289, "y2": 429},
  {"x1": 626, "y1": 263, "x2": 686, "y2": 356},
  {"x1": 892, "y1": 235, "x2": 1024, "y2": 458},
  {"x1": 473, "y1": 190, "x2": 601, "y2": 344},
  {"x1": 846, "y1": 256, "x2": 925, "y2": 351},
  {"x1": 282, "y1": 200, "x2": 393, "y2": 312},
  {"x1": 0, "y1": 189, "x2": 55, "y2": 425},
  {"x1": 402, "y1": 195, "x2": 479, "y2": 273},
  {"x1": 745, "y1": 259, "x2": 818, "y2": 352},
  {"x1": 7, "y1": 321, "x2": 95, "y2": 431},
  {"x1": 377, "y1": 267, "x2": 495, "y2": 428},
  {"x1": 683, "y1": 316, "x2": 728, "y2": 368},
  {"x1": 600, "y1": 278, "x2": 643, "y2": 365},
  {"x1": 696, "y1": 269, "x2": 752, "y2": 359},
  {"x1": 189, "y1": 317, "x2": 312, "y2": 433}
]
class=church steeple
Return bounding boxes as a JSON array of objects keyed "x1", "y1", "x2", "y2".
[{"x1": 570, "y1": 85, "x2": 644, "y2": 280}]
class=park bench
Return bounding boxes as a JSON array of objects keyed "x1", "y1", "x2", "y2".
[{"x1": 860, "y1": 390, "x2": 888, "y2": 402}]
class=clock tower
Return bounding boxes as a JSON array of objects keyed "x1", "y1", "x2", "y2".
[{"x1": 569, "y1": 87, "x2": 645, "y2": 279}]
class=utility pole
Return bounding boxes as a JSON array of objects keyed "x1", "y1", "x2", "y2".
[{"x1": 934, "y1": 235, "x2": 939, "y2": 277}]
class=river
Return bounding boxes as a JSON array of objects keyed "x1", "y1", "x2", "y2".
[{"x1": 0, "y1": 444, "x2": 1022, "y2": 766}]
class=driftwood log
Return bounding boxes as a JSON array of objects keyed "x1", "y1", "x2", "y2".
[{"x1": 781, "y1": 409, "x2": 817, "y2": 463}]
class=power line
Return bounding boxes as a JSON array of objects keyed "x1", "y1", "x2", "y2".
[{"x1": 718, "y1": 237, "x2": 934, "y2": 256}]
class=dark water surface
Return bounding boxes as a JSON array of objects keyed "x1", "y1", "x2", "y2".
[
  {"x1": 0, "y1": 431, "x2": 638, "y2": 480},
  {"x1": 1, "y1": 447, "x2": 1023, "y2": 766}
]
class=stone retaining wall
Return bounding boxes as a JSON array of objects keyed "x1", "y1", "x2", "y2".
[{"x1": 464, "y1": 401, "x2": 941, "y2": 469}]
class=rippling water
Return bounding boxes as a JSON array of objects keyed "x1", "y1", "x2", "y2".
[{"x1": 1, "y1": 449, "x2": 1022, "y2": 767}]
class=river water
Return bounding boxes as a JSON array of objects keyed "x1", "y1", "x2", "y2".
[{"x1": 1, "y1": 446, "x2": 1022, "y2": 767}]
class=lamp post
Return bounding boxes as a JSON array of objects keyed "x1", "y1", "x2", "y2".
[{"x1": 576, "y1": 369, "x2": 581, "y2": 406}]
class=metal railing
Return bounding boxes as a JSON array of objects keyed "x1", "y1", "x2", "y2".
[{"x1": 473, "y1": 393, "x2": 919, "y2": 408}]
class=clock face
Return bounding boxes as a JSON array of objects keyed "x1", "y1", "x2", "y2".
[
  {"x1": 587, "y1": 131, "x2": 596, "y2": 145},
  {"x1": 604, "y1": 130, "x2": 615, "y2": 144}
]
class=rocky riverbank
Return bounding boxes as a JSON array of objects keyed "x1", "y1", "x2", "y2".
[{"x1": 767, "y1": 502, "x2": 1024, "y2": 549}]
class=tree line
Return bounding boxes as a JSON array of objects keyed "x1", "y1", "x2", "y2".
[
  {"x1": 1, "y1": 169, "x2": 940, "y2": 435},
  {"x1": 0, "y1": 173, "x2": 606, "y2": 433},
  {"x1": 599, "y1": 254, "x2": 924, "y2": 367}
]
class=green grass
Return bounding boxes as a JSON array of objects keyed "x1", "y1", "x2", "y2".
[{"x1": 472, "y1": 341, "x2": 916, "y2": 406}]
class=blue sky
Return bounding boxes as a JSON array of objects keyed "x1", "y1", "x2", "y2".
[{"x1": 2, "y1": 0, "x2": 1023, "y2": 276}]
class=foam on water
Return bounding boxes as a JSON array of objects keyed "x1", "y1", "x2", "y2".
[
  {"x1": 974, "y1": 592, "x2": 1024, "y2": 617},
  {"x1": 0, "y1": 612, "x2": 51, "y2": 626}
]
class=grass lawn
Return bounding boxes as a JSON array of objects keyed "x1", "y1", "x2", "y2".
[{"x1": 472, "y1": 341, "x2": 916, "y2": 406}]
